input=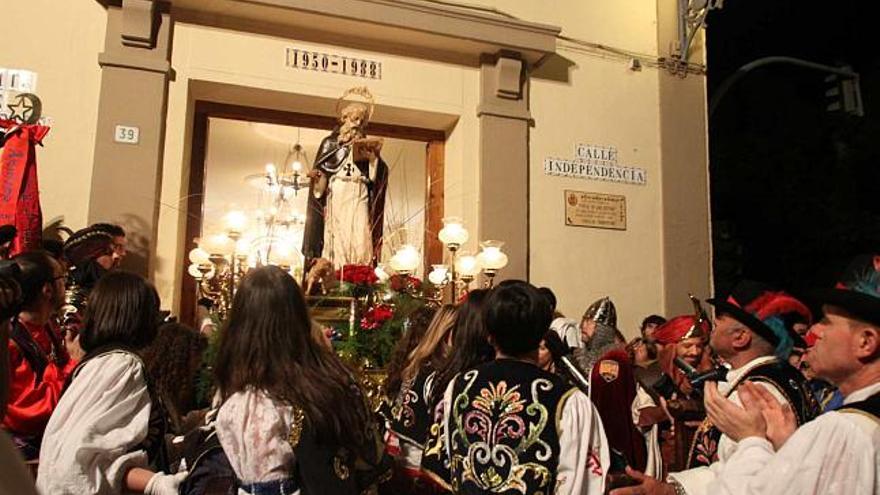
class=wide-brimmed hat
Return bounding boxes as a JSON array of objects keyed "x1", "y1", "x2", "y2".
[
  {"x1": 707, "y1": 280, "x2": 811, "y2": 349},
  {"x1": 811, "y1": 254, "x2": 880, "y2": 327}
]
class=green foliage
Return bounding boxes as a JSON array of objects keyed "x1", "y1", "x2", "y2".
[
  {"x1": 194, "y1": 314, "x2": 223, "y2": 407},
  {"x1": 333, "y1": 289, "x2": 431, "y2": 368}
]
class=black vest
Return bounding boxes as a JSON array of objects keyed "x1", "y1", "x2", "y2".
[
  {"x1": 444, "y1": 359, "x2": 575, "y2": 495},
  {"x1": 389, "y1": 367, "x2": 436, "y2": 450},
  {"x1": 687, "y1": 358, "x2": 819, "y2": 468},
  {"x1": 839, "y1": 391, "x2": 880, "y2": 420}
]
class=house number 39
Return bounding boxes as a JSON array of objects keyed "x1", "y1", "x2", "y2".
[{"x1": 114, "y1": 125, "x2": 140, "y2": 144}]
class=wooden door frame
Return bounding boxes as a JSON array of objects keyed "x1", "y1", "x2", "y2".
[{"x1": 180, "y1": 100, "x2": 445, "y2": 326}]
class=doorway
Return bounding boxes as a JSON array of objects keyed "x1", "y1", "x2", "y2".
[{"x1": 180, "y1": 101, "x2": 445, "y2": 325}]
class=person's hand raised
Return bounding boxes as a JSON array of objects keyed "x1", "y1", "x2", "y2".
[
  {"x1": 741, "y1": 381, "x2": 797, "y2": 450},
  {"x1": 704, "y1": 381, "x2": 767, "y2": 442}
]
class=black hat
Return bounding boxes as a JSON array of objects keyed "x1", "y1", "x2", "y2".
[
  {"x1": 707, "y1": 280, "x2": 811, "y2": 349},
  {"x1": 811, "y1": 254, "x2": 880, "y2": 327}
]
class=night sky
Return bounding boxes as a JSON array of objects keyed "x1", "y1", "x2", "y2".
[{"x1": 706, "y1": 0, "x2": 880, "y2": 296}]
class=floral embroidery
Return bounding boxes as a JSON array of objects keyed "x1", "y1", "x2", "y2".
[
  {"x1": 688, "y1": 418, "x2": 720, "y2": 467},
  {"x1": 449, "y1": 371, "x2": 554, "y2": 494}
]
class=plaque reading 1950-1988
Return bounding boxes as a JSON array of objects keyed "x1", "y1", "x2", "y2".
[{"x1": 564, "y1": 190, "x2": 627, "y2": 230}]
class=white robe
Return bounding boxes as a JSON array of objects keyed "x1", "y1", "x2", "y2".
[
  {"x1": 631, "y1": 384, "x2": 663, "y2": 477},
  {"x1": 668, "y1": 356, "x2": 788, "y2": 495},
  {"x1": 323, "y1": 154, "x2": 376, "y2": 266},
  {"x1": 432, "y1": 375, "x2": 610, "y2": 495},
  {"x1": 551, "y1": 317, "x2": 583, "y2": 349},
  {"x1": 708, "y1": 382, "x2": 880, "y2": 495},
  {"x1": 37, "y1": 351, "x2": 152, "y2": 495}
]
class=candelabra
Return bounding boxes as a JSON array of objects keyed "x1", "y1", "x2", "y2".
[
  {"x1": 428, "y1": 218, "x2": 509, "y2": 301},
  {"x1": 186, "y1": 211, "x2": 250, "y2": 319}
]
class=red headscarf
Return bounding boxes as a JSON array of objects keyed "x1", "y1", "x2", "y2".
[{"x1": 654, "y1": 315, "x2": 712, "y2": 396}]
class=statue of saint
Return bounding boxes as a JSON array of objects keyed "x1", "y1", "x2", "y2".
[{"x1": 302, "y1": 88, "x2": 388, "y2": 268}]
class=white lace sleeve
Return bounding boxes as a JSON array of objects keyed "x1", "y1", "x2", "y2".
[
  {"x1": 216, "y1": 389, "x2": 298, "y2": 483},
  {"x1": 36, "y1": 352, "x2": 151, "y2": 494}
]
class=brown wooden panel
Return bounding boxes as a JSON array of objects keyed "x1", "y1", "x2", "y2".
[
  {"x1": 179, "y1": 109, "x2": 209, "y2": 327},
  {"x1": 424, "y1": 140, "x2": 445, "y2": 273},
  {"x1": 193, "y1": 101, "x2": 446, "y2": 142}
]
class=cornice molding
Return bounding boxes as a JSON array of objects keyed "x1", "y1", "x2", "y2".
[{"x1": 95, "y1": 0, "x2": 559, "y2": 66}]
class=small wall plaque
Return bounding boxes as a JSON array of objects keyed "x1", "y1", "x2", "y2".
[
  {"x1": 565, "y1": 190, "x2": 627, "y2": 230},
  {"x1": 114, "y1": 125, "x2": 140, "y2": 144},
  {"x1": 285, "y1": 48, "x2": 382, "y2": 80}
]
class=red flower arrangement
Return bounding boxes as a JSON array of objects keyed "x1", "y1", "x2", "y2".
[
  {"x1": 336, "y1": 264, "x2": 378, "y2": 286},
  {"x1": 389, "y1": 274, "x2": 422, "y2": 292},
  {"x1": 360, "y1": 304, "x2": 394, "y2": 330}
]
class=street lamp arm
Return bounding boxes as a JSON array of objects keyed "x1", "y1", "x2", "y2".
[{"x1": 709, "y1": 56, "x2": 860, "y2": 117}]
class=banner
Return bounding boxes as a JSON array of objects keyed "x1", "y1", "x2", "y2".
[{"x1": 0, "y1": 119, "x2": 49, "y2": 255}]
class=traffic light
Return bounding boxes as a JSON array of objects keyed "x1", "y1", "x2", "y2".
[{"x1": 825, "y1": 69, "x2": 864, "y2": 116}]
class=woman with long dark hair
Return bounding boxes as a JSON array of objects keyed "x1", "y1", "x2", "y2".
[
  {"x1": 141, "y1": 322, "x2": 208, "y2": 434},
  {"x1": 37, "y1": 271, "x2": 183, "y2": 495},
  {"x1": 385, "y1": 305, "x2": 457, "y2": 488},
  {"x1": 427, "y1": 289, "x2": 492, "y2": 407},
  {"x1": 213, "y1": 265, "x2": 386, "y2": 494},
  {"x1": 383, "y1": 305, "x2": 437, "y2": 404},
  {"x1": 420, "y1": 289, "x2": 491, "y2": 484}
]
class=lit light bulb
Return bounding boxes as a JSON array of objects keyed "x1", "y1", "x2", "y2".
[
  {"x1": 374, "y1": 265, "x2": 391, "y2": 283},
  {"x1": 265, "y1": 163, "x2": 276, "y2": 175},
  {"x1": 225, "y1": 210, "x2": 247, "y2": 233},
  {"x1": 187, "y1": 263, "x2": 203, "y2": 279},
  {"x1": 392, "y1": 244, "x2": 421, "y2": 274},
  {"x1": 428, "y1": 265, "x2": 449, "y2": 285},
  {"x1": 188, "y1": 247, "x2": 210, "y2": 265},
  {"x1": 438, "y1": 217, "x2": 468, "y2": 249},
  {"x1": 203, "y1": 233, "x2": 233, "y2": 255},
  {"x1": 477, "y1": 240, "x2": 509, "y2": 271},
  {"x1": 455, "y1": 253, "x2": 482, "y2": 277},
  {"x1": 292, "y1": 160, "x2": 303, "y2": 172}
]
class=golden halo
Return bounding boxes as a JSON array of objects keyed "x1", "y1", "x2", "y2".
[{"x1": 335, "y1": 86, "x2": 375, "y2": 122}]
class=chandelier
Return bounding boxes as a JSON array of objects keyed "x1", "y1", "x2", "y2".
[{"x1": 186, "y1": 132, "x2": 312, "y2": 318}]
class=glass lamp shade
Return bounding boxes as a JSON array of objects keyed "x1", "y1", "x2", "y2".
[
  {"x1": 477, "y1": 240, "x2": 509, "y2": 271},
  {"x1": 188, "y1": 247, "x2": 211, "y2": 265},
  {"x1": 389, "y1": 245, "x2": 421, "y2": 273},
  {"x1": 374, "y1": 265, "x2": 391, "y2": 283},
  {"x1": 202, "y1": 233, "x2": 234, "y2": 255},
  {"x1": 438, "y1": 217, "x2": 469, "y2": 248},
  {"x1": 428, "y1": 264, "x2": 449, "y2": 285},
  {"x1": 224, "y1": 210, "x2": 248, "y2": 233},
  {"x1": 187, "y1": 263, "x2": 203, "y2": 279},
  {"x1": 455, "y1": 253, "x2": 482, "y2": 277}
]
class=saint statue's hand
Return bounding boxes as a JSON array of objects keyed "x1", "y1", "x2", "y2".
[
  {"x1": 609, "y1": 467, "x2": 676, "y2": 495},
  {"x1": 704, "y1": 381, "x2": 767, "y2": 442}
]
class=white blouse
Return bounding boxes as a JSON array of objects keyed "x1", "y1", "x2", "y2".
[
  {"x1": 215, "y1": 388, "x2": 298, "y2": 483},
  {"x1": 37, "y1": 351, "x2": 152, "y2": 495}
]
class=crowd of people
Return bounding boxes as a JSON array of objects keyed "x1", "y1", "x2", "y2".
[{"x1": 0, "y1": 221, "x2": 878, "y2": 494}]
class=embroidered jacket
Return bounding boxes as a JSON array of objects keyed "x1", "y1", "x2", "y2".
[{"x1": 423, "y1": 358, "x2": 610, "y2": 495}]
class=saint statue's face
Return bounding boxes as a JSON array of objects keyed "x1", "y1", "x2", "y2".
[{"x1": 340, "y1": 104, "x2": 367, "y2": 130}]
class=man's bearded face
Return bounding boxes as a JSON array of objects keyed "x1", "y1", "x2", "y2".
[{"x1": 339, "y1": 104, "x2": 367, "y2": 137}]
